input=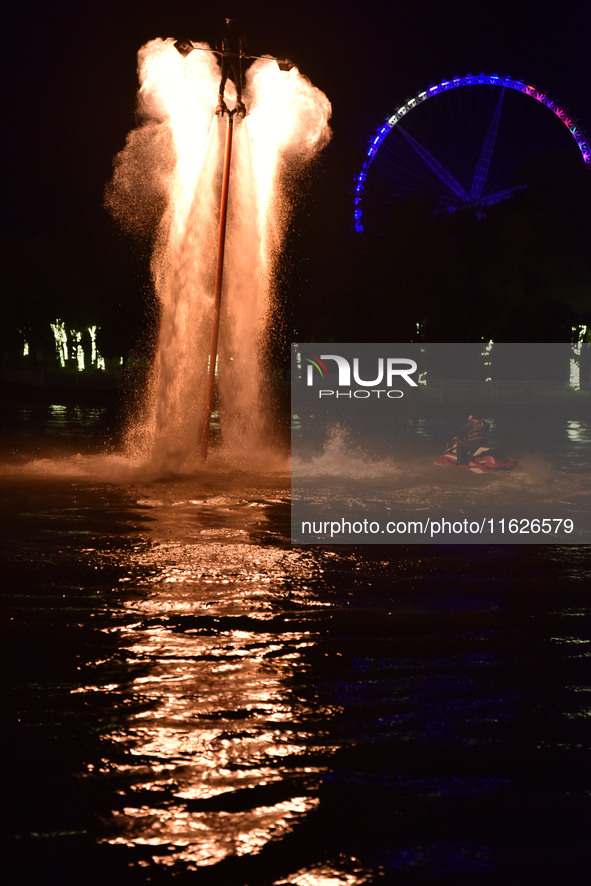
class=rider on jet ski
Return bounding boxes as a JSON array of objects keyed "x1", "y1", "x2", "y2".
[{"x1": 455, "y1": 414, "x2": 488, "y2": 465}]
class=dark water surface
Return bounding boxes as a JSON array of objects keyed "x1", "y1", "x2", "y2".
[{"x1": 1, "y1": 402, "x2": 590, "y2": 885}]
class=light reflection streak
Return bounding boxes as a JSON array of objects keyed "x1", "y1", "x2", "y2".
[
  {"x1": 83, "y1": 533, "x2": 339, "y2": 869},
  {"x1": 109, "y1": 795, "x2": 319, "y2": 867},
  {"x1": 275, "y1": 864, "x2": 374, "y2": 885}
]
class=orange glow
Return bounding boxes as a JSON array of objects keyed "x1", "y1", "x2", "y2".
[
  {"x1": 82, "y1": 531, "x2": 340, "y2": 869},
  {"x1": 109, "y1": 39, "x2": 331, "y2": 470}
]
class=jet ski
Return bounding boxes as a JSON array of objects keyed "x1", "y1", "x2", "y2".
[{"x1": 434, "y1": 439, "x2": 517, "y2": 473}]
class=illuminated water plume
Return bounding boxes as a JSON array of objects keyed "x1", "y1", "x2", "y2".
[{"x1": 108, "y1": 38, "x2": 331, "y2": 469}]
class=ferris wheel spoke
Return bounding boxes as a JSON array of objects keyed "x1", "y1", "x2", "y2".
[
  {"x1": 477, "y1": 183, "x2": 527, "y2": 206},
  {"x1": 397, "y1": 126, "x2": 471, "y2": 202},
  {"x1": 471, "y1": 88, "x2": 505, "y2": 199}
]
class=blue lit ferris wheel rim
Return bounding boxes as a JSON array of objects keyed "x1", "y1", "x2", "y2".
[{"x1": 353, "y1": 73, "x2": 591, "y2": 232}]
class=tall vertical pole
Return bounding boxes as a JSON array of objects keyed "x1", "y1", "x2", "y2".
[{"x1": 201, "y1": 112, "x2": 234, "y2": 461}]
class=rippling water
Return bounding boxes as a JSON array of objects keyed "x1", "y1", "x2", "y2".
[{"x1": 2, "y1": 402, "x2": 590, "y2": 884}]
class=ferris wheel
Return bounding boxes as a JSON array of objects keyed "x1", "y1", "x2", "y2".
[{"x1": 353, "y1": 74, "x2": 591, "y2": 233}]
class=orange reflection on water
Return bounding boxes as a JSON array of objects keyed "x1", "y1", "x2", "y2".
[
  {"x1": 86, "y1": 534, "x2": 338, "y2": 870},
  {"x1": 275, "y1": 867, "x2": 374, "y2": 885},
  {"x1": 108, "y1": 795, "x2": 319, "y2": 867}
]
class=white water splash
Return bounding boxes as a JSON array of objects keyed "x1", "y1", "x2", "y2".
[
  {"x1": 292, "y1": 425, "x2": 400, "y2": 479},
  {"x1": 108, "y1": 38, "x2": 331, "y2": 471}
]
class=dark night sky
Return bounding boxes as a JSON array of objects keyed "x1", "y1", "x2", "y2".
[{"x1": 2, "y1": 0, "x2": 591, "y2": 336}]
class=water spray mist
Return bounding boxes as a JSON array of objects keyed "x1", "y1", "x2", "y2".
[{"x1": 108, "y1": 36, "x2": 331, "y2": 471}]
